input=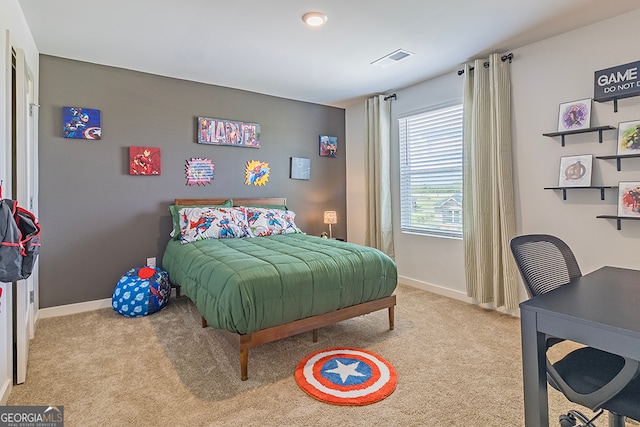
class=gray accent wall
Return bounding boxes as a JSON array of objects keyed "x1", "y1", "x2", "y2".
[{"x1": 38, "y1": 55, "x2": 346, "y2": 308}]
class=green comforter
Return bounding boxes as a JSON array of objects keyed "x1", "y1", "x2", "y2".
[{"x1": 162, "y1": 234, "x2": 397, "y2": 334}]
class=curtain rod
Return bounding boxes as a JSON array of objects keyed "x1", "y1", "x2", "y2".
[
  {"x1": 457, "y1": 53, "x2": 513, "y2": 76},
  {"x1": 384, "y1": 93, "x2": 397, "y2": 101}
]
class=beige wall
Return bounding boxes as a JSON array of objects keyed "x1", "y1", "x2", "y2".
[
  {"x1": 346, "y1": 9, "x2": 640, "y2": 305},
  {"x1": 511, "y1": 11, "x2": 640, "y2": 274},
  {"x1": 345, "y1": 103, "x2": 366, "y2": 245}
]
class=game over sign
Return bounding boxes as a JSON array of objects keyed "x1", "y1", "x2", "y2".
[{"x1": 594, "y1": 60, "x2": 640, "y2": 103}]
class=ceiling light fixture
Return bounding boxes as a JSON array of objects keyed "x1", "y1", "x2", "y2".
[{"x1": 302, "y1": 12, "x2": 327, "y2": 27}]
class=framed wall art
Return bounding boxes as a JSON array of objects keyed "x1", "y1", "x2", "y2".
[
  {"x1": 290, "y1": 157, "x2": 310, "y2": 180},
  {"x1": 197, "y1": 117, "x2": 260, "y2": 148},
  {"x1": 616, "y1": 120, "x2": 640, "y2": 155},
  {"x1": 617, "y1": 181, "x2": 640, "y2": 218},
  {"x1": 185, "y1": 158, "x2": 215, "y2": 186},
  {"x1": 62, "y1": 106, "x2": 102, "y2": 140},
  {"x1": 557, "y1": 98, "x2": 591, "y2": 132},
  {"x1": 558, "y1": 154, "x2": 592, "y2": 187},
  {"x1": 129, "y1": 147, "x2": 161, "y2": 175},
  {"x1": 245, "y1": 160, "x2": 270, "y2": 186},
  {"x1": 319, "y1": 135, "x2": 337, "y2": 157}
]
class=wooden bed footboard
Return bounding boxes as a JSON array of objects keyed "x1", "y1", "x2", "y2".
[{"x1": 201, "y1": 295, "x2": 397, "y2": 381}]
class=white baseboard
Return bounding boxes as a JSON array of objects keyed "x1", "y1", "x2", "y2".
[
  {"x1": 38, "y1": 288, "x2": 180, "y2": 319},
  {"x1": 36, "y1": 283, "x2": 517, "y2": 320},
  {"x1": 38, "y1": 298, "x2": 112, "y2": 319},
  {"x1": 398, "y1": 275, "x2": 519, "y2": 317},
  {"x1": 399, "y1": 275, "x2": 472, "y2": 303},
  {"x1": 0, "y1": 378, "x2": 11, "y2": 405},
  {"x1": 37, "y1": 281, "x2": 472, "y2": 320}
]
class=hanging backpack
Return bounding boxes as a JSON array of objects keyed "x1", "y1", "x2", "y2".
[{"x1": 0, "y1": 191, "x2": 41, "y2": 282}]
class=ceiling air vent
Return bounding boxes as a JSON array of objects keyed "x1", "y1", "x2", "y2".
[{"x1": 371, "y1": 49, "x2": 414, "y2": 68}]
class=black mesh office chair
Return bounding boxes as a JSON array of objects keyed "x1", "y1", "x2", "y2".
[{"x1": 510, "y1": 234, "x2": 640, "y2": 427}]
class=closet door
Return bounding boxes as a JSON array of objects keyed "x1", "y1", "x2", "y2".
[{"x1": 11, "y1": 44, "x2": 38, "y2": 385}]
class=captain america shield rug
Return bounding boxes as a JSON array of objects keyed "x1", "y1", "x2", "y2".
[{"x1": 294, "y1": 347, "x2": 397, "y2": 405}]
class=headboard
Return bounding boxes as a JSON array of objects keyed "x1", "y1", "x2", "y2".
[{"x1": 174, "y1": 197, "x2": 287, "y2": 207}]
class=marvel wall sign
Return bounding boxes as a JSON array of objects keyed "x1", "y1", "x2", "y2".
[{"x1": 594, "y1": 60, "x2": 640, "y2": 102}]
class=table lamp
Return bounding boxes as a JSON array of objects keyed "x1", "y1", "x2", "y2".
[{"x1": 323, "y1": 211, "x2": 337, "y2": 239}]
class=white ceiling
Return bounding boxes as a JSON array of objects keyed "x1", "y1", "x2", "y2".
[{"x1": 17, "y1": 0, "x2": 640, "y2": 108}]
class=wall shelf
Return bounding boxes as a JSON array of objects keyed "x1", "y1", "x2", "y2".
[
  {"x1": 596, "y1": 215, "x2": 640, "y2": 230},
  {"x1": 595, "y1": 153, "x2": 640, "y2": 171},
  {"x1": 543, "y1": 125, "x2": 616, "y2": 147},
  {"x1": 544, "y1": 186, "x2": 614, "y2": 200},
  {"x1": 595, "y1": 95, "x2": 636, "y2": 113}
]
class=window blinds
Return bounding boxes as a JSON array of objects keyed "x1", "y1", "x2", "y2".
[{"x1": 399, "y1": 104, "x2": 463, "y2": 238}]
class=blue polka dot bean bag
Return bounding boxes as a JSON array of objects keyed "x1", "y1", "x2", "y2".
[{"x1": 112, "y1": 266, "x2": 170, "y2": 317}]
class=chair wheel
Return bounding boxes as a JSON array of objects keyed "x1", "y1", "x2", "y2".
[{"x1": 559, "y1": 413, "x2": 576, "y2": 427}]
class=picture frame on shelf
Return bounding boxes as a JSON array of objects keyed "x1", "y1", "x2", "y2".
[
  {"x1": 557, "y1": 98, "x2": 591, "y2": 132},
  {"x1": 617, "y1": 181, "x2": 640, "y2": 218},
  {"x1": 616, "y1": 120, "x2": 640, "y2": 155},
  {"x1": 558, "y1": 154, "x2": 592, "y2": 187}
]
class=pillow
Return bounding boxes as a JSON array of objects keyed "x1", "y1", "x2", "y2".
[
  {"x1": 243, "y1": 207, "x2": 302, "y2": 237},
  {"x1": 245, "y1": 204, "x2": 288, "y2": 211},
  {"x1": 179, "y1": 206, "x2": 251, "y2": 243},
  {"x1": 169, "y1": 199, "x2": 233, "y2": 239}
]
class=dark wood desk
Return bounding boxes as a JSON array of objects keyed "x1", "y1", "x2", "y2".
[{"x1": 519, "y1": 266, "x2": 640, "y2": 426}]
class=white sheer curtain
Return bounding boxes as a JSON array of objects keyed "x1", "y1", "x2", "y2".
[
  {"x1": 365, "y1": 95, "x2": 394, "y2": 259},
  {"x1": 462, "y1": 54, "x2": 519, "y2": 310}
]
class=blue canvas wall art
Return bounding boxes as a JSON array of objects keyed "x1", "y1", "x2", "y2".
[{"x1": 62, "y1": 106, "x2": 101, "y2": 140}]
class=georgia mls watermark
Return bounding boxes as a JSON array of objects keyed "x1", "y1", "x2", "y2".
[{"x1": 0, "y1": 406, "x2": 63, "y2": 427}]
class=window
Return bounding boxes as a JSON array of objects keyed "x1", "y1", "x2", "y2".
[
  {"x1": 443, "y1": 209, "x2": 462, "y2": 225},
  {"x1": 399, "y1": 103, "x2": 463, "y2": 238}
]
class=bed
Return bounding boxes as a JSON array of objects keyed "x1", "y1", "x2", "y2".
[{"x1": 162, "y1": 197, "x2": 397, "y2": 380}]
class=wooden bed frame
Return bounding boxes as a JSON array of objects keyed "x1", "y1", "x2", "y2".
[{"x1": 172, "y1": 197, "x2": 397, "y2": 380}]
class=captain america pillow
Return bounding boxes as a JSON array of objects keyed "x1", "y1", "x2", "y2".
[
  {"x1": 179, "y1": 206, "x2": 251, "y2": 243},
  {"x1": 244, "y1": 207, "x2": 301, "y2": 237}
]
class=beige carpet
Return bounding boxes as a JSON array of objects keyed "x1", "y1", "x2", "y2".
[{"x1": 8, "y1": 284, "x2": 637, "y2": 427}]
